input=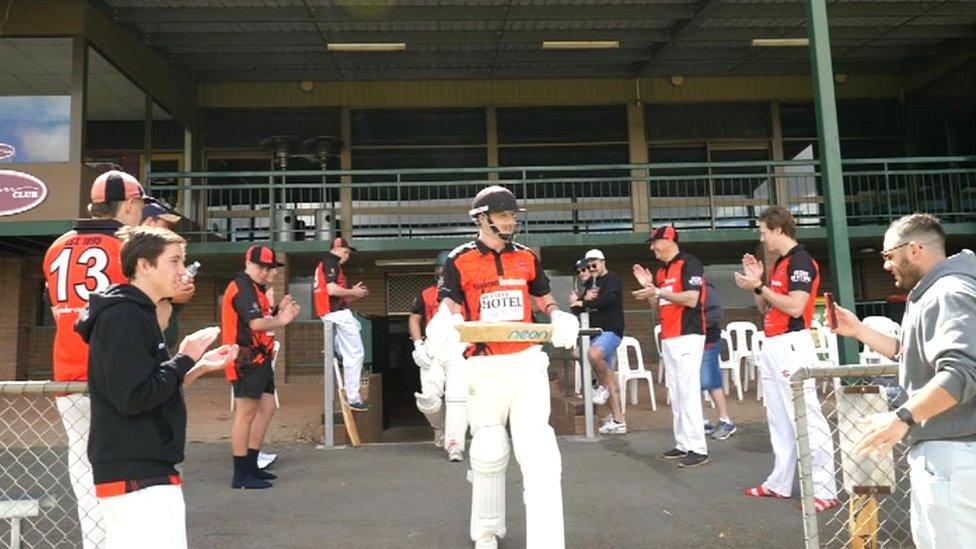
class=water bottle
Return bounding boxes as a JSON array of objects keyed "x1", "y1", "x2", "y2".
[{"x1": 181, "y1": 261, "x2": 201, "y2": 284}]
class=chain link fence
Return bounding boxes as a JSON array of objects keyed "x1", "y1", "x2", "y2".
[
  {"x1": 1, "y1": 381, "x2": 101, "y2": 549},
  {"x1": 792, "y1": 364, "x2": 913, "y2": 549}
]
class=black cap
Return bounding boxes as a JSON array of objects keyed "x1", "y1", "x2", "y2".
[
  {"x1": 644, "y1": 225, "x2": 679, "y2": 243},
  {"x1": 575, "y1": 258, "x2": 588, "y2": 270},
  {"x1": 469, "y1": 185, "x2": 521, "y2": 218},
  {"x1": 246, "y1": 245, "x2": 285, "y2": 267}
]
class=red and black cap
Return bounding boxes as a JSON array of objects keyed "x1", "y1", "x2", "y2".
[
  {"x1": 468, "y1": 185, "x2": 522, "y2": 218},
  {"x1": 332, "y1": 237, "x2": 357, "y2": 252},
  {"x1": 90, "y1": 170, "x2": 156, "y2": 204},
  {"x1": 645, "y1": 225, "x2": 679, "y2": 243},
  {"x1": 246, "y1": 245, "x2": 285, "y2": 267}
]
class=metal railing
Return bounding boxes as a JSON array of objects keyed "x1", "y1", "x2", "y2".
[
  {"x1": 146, "y1": 156, "x2": 976, "y2": 243},
  {"x1": 791, "y1": 364, "x2": 912, "y2": 548}
]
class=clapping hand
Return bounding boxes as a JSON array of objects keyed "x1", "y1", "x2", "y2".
[
  {"x1": 632, "y1": 264, "x2": 655, "y2": 288},
  {"x1": 734, "y1": 254, "x2": 764, "y2": 291}
]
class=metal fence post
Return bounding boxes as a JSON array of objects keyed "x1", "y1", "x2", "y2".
[
  {"x1": 322, "y1": 319, "x2": 335, "y2": 447},
  {"x1": 580, "y1": 312, "x2": 595, "y2": 439},
  {"x1": 792, "y1": 373, "x2": 821, "y2": 549}
]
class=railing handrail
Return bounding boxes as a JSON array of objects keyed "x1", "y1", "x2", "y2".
[
  {"x1": 789, "y1": 363, "x2": 899, "y2": 382},
  {"x1": 146, "y1": 155, "x2": 976, "y2": 182},
  {"x1": 0, "y1": 381, "x2": 88, "y2": 396}
]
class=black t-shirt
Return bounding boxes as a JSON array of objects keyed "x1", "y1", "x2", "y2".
[{"x1": 581, "y1": 272, "x2": 625, "y2": 337}]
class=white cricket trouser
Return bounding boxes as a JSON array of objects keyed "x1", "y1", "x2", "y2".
[
  {"x1": 444, "y1": 353, "x2": 469, "y2": 453},
  {"x1": 661, "y1": 334, "x2": 708, "y2": 456},
  {"x1": 415, "y1": 355, "x2": 447, "y2": 432},
  {"x1": 757, "y1": 330, "x2": 837, "y2": 499},
  {"x1": 56, "y1": 394, "x2": 105, "y2": 549},
  {"x1": 466, "y1": 346, "x2": 563, "y2": 548},
  {"x1": 99, "y1": 485, "x2": 186, "y2": 549},
  {"x1": 908, "y1": 440, "x2": 976, "y2": 549},
  {"x1": 323, "y1": 309, "x2": 365, "y2": 403}
]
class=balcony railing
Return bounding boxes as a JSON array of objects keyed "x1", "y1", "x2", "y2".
[{"x1": 146, "y1": 156, "x2": 976, "y2": 243}]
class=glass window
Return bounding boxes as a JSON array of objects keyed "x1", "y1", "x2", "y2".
[
  {"x1": 352, "y1": 108, "x2": 486, "y2": 146},
  {"x1": 646, "y1": 103, "x2": 770, "y2": 140},
  {"x1": 0, "y1": 38, "x2": 72, "y2": 163},
  {"x1": 497, "y1": 106, "x2": 627, "y2": 144}
]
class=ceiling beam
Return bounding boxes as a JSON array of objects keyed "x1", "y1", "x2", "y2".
[
  {"x1": 115, "y1": 5, "x2": 692, "y2": 24},
  {"x1": 175, "y1": 49, "x2": 654, "y2": 67},
  {"x1": 707, "y1": 2, "x2": 976, "y2": 19},
  {"x1": 145, "y1": 29, "x2": 670, "y2": 48},
  {"x1": 681, "y1": 25, "x2": 975, "y2": 42},
  {"x1": 631, "y1": 0, "x2": 722, "y2": 76}
]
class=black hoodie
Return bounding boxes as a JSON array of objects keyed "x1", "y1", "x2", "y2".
[{"x1": 75, "y1": 283, "x2": 195, "y2": 484}]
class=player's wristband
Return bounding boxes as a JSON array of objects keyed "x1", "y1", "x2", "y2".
[
  {"x1": 753, "y1": 284, "x2": 765, "y2": 296},
  {"x1": 545, "y1": 302, "x2": 559, "y2": 313}
]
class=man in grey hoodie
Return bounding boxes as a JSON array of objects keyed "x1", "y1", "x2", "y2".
[{"x1": 831, "y1": 213, "x2": 976, "y2": 549}]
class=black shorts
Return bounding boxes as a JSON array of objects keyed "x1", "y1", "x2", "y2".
[{"x1": 232, "y1": 362, "x2": 276, "y2": 400}]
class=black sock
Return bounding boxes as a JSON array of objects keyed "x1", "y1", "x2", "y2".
[
  {"x1": 247, "y1": 448, "x2": 276, "y2": 479},
  {"x1": 232, "y1": 455, "x2": 249, "y2": 483}
]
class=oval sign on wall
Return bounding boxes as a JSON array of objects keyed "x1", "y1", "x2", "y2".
[
  {"x1": 0, "y1": 143, "x2": 15, "y2": 161},
  {"x1": 0, "y1": 170, "x2": 49, "y2": 217}
]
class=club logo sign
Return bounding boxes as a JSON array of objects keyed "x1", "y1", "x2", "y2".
[
  {"x1": 0, "y1": 170, "x2": 48, "y2": 216},
  {"x1": 0, "y1": 143, "x2": 14, "y2": 161}
]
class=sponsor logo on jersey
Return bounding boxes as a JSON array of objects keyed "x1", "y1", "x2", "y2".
[
  {"x1": 688, "y1": 276, "x2": 703, "y2": 286},
  {"x1": 790, "y1": 270, "x2": 811, "y2": 283}
]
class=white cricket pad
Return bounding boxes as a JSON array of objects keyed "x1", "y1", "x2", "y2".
[{"x1": 468, "y1": 425, "x2": 509, "y2": 542}]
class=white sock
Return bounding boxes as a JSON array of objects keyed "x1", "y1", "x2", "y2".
[{"x1": 719, "y1": 416, "x2": 731, "y2": 423}]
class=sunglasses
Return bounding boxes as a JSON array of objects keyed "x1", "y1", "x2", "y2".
[
  {"x1": 586, "y1": 263, "x2": 600, "y2": 270},
  {"x1": 577, "y1": 269, "x2": 587, "y2": 274},
  {"x1": 880, "y1": 241, "x2": 917, "y2": 262}
]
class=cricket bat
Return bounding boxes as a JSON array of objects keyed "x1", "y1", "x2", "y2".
[
  {"x1": 455, "y1": 321, "x2": 601, "y2": 343},
  {"x1": 333, "y1": 360, "x2": 362, "y2": 447}
]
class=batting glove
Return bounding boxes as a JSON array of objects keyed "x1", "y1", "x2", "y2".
[
  {"x1": 425, "y1": 303, "x2": 464, "y2": 360},
  {"x1": 549, "y1": 310, "x2": 580, "y2": 349},
  {"x1": 412, "y1": 340, "x2": 434, "y2": 370}
]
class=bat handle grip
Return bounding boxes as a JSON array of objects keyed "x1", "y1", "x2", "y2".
[{"x1": 578, "y1": 328, "x2": 603, "y2": 337}]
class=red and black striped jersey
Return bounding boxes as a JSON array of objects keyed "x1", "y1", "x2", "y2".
[
  {"x1": 439, "y1": 240, "x2": 549, "y2": 356},
  {"x1": 410, "y1": 283, "x2": 441, "y2": 332},
  {"x1": 221, "y1": 272, "x2": 275, "y2": 368},
  {"x1": 313, "y1": 252, "x2": 347, "y2": 317},
  {"x1": 764, "y1": 245, "x2": 819, "y2": 337},
  {"x1": 42, "y1": 219, "x2": 126, "y2": 381},
  {"x1": 654, "y1": 251, "x2": 706, "y2": 340}
]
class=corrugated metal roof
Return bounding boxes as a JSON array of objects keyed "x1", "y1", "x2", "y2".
[{"x1": 89, "y1": 0, "x2": 976, "y2": 81}]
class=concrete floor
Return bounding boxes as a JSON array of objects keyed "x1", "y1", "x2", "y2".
[{"x1": 182, "y1": 425, "x2": 810, "y2": 549}]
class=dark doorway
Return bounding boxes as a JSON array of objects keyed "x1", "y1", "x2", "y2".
[{"x1": 377, "y1": 316, "x2": 431, "y2": 441}]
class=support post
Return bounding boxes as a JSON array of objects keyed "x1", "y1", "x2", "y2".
[
  {"x1": 580, "y1": 312, "x2": 595, "y2": 439},
  {"x1": 322, "y1": 320, "x2": 336, "y2": 447},
  {"x1": 805, "y1": 0, "x2": 858, "y2": 365}
]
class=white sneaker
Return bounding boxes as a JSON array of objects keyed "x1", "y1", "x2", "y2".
[
  {"x1": 257, "y1": 451, "x2": 277, "y2": 470},
  {"x1": 474, "y1": 533, "x2": 498, "y2": 549},
  {"x1": 598, "y1": 419, "x2": 627, "y2": 434},
  {"x1": 433, "y1": 429, "x2": 445, "y2": 448},
  {"x1": 592, "y1": 385, "x2": 609, "y2": 405}
]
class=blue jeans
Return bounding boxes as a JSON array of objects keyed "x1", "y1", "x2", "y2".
[
  {"x1": 908, "y1": 440, "x2": 976, "y2": 548},
  {"x1": 700, "y1": 340, "x2": 723, "y2": 391},
  {"x1": 589, "y1": 331, "x2": 621, "y2": 370}
]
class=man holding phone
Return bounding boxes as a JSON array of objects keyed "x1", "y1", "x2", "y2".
[{"x1": 313, "y1": 237, "x2": 370, "y2": 411}]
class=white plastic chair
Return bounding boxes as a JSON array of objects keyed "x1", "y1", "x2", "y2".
[
  {"x1": 230, "y1": 341, "x2": 281, "y2": 411},
  {"x1": 615, "y1": 336, "x2": 657, "y2": 413},
  {"x1": 748, "y1": 330, "x2": 766, "y2": 401},
  {"x1": 811, "y1": 321, "x2": 839, "y2": 392},
  {"x1": 653, "y1": 324, "x2": 664, "y2": 383},
  {"x1": 718, "y1": 330, "x2": 744, "y2": 401},
  {"x1": 725, "y1": 321, "x2": 759, "y2": 392},
  {"x1": 860, "y1": 316, "x2": 900, "y2": 364}
]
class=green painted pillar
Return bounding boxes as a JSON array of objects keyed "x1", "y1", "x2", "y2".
[{"x1": 806, "y1": 0, "x2": 858, "y2": 365}]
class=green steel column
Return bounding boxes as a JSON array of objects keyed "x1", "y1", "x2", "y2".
[{"x1": 806, "y1": 0, "x2": 858, "y2": 365}]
